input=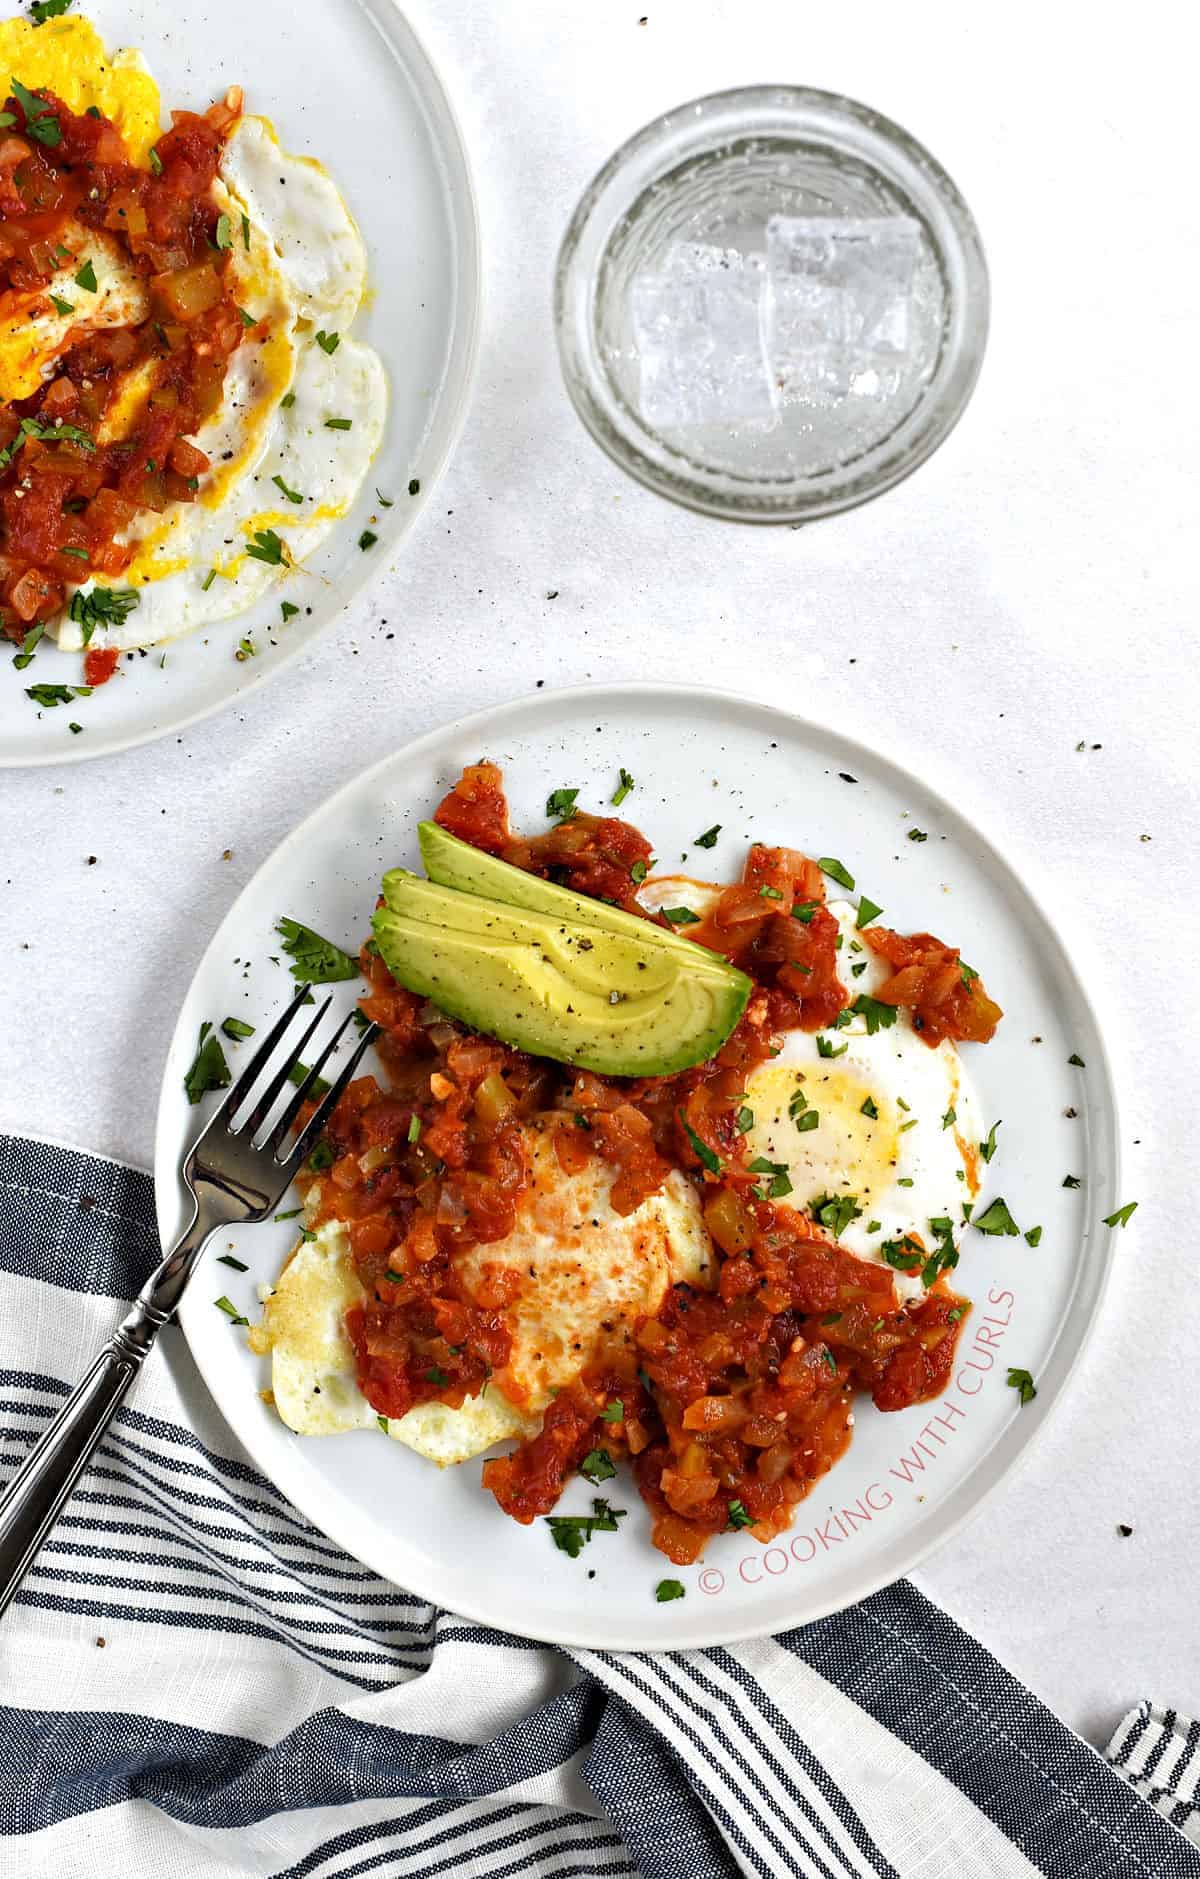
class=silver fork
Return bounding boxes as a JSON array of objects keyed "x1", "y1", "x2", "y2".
[{"x1": 0, "y1": 983, "x2": 380, "y2": 1620}]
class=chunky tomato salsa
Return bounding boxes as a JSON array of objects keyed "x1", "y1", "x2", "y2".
[
  {"x1": 0, "y1": 78, "x2": 245, "y2": 679},
  {"x1": 307, "y1": 763, "x2": 1002, "y2": 1565}
]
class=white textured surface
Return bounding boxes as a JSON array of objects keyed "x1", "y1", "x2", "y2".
[{"x1": 0, "y1": 0, "x2": 1195, "y2": 1745}]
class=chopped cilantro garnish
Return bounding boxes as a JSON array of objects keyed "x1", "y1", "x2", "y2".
[
  {"x1": 695, "y1": 825, "x2": 721, "y2": 848},
  {"x1": 276, "y1": 916, "x2": 357, "y2": 983},
  {"x1": 979, "y1": 1121, "x2": 1001, "y2": 1163},
  {"x1": 306, "y1": 1138, "x2": 336, "y2": 1172},
  {"x1": 11, "y1": 76, "x2": 60, "y2": 146},
  {"x1": 735, "y1": 1105, "x2": 754, "y2": 1133},
  {"x1": 285, "y1": 1061, "x2": 331, "y2": 1099},
  {"x1": 30, "y1": 0, "x2": 74, "y2": 22},
  {"x1": 316, "y1": 330, "x2": 340, "y2": 354},
  {"x1": 758, "y1": 885, "x2": 783, "y2": 900},
  {"x1": 280, "y1": 391, "x2": 296, "y2": 409},
  {"x1": 377, "y1": 1415, "x2": 388, "y2": 1432},
  {"x1": 376, "y1": 488, "x2": 393, "y2": 507},
  {"x1": 973, "y1": 1197, "x2": 1020, "y2": 1236},
  {"x1": 655, "y1": 1578, "x2": 685, "y2": 1602},
  {"x1": 856, "y1": 896, "x2": 883, "y2": 929},
  {"x1": 358, "y1": 529, "x2": 378, "y2": 551},
  {"x1": 793, "y1": 1109, "x2": 819, "y2": 1134},
  {"x1": 424, "y1": 1366, "x2": 450, "y2": 1386},
  {"x1": 73, "y1": 257, "x2": 98, "y2": 292},
  {"x1": 882, "y1": 1237, "x2": 924, "y2": 1273},
  {"x1": 580, "y1": 1448, "x2": 617, "y2": 1484},
  {"x1": 811, "y1": 1193, "x2": 862, "y2": 1237},
  {"x1": 907, "y1": 829, "x2": 928, "y2": 842},
  {"x1": 726, "y1": 1499, "x2": 754, "y2": 1531},
  {"x1": 790, "y1": 900, "x2": 818, "y2": 924},
  {"x1": 630, "y1": 859, "x2": 647, "y2": 885},
  {"x1": 1006, "y1": 1367, "x2": 1037, "y2": 1406},
  {"x1": 50, "y1": 293, "x2": 73, "y2": 316},
  {"x1": 600, "y1": 1400, "x2": 624, "y2": 1423},
  {"x1": 860, "y1": 1096, "x2": 879, "y2": 1119},
  {"x1": 545, "y1": 786, "x2": 579, "y2": 820},
  {"x1": 816, "y1": 1034, "x2": 848, "y2": 1059},
  {"x1": 681, "y1": 1117, "x2": 721, "y2": 1175},
  {"x1": 280, "y1": 600, "x2": 300, "y2": 622},
  {"x1": 201, "y1": 568, "x2": 218, "y2": 592},
  {"x1": 545, "y1": 1498, "x2": 626, "y2": 1558},
  {"x1": 818, "y1": 856, "x2": 855, "y2": 891},
  {"x1": 408, "y1": 476, "x2": 420, "y2": 495},
  {"x1": 851, "y1": 994, "x2": 897, "y2": 1035},
  {"x1": 236, "y1": 306, "x2": 256, "y2": 327},
  {"x1": 274, "y1": 1208, "x2": 303, "y2": 1222},
  {"x1": 1103, "y1": 1201, "x2": 1138, "y2": 1229},
  {"x1": 1024, "y1": 1225, "x2": 1043, "y2": 1247},
  {"x1": 271, "y1": 473, "x2": 304, "y2": 505},
  {"x1": 407, "y1": 1114, "x2": 421, "y2": 1144},
  {"x1": 1062, "y1": 1175, "x2": 1081, "y2": 1189},
  {"x1": 941, "y1": 1106, "x2": 956, "y2": 1131},
  {"x1": 214, "y1": 212, "x2": 233, "y2": 251},
  {"x1": 1068, "y1": 1053, "x2": 1085, "y2": 1067},
  {"x1": 246, "y1": 528, "x2": 287, "y2": 565},
  {"x1": 220, "y1": 1016, "x2": 255, "y2": 1041},
  {"x1": 214, "y1": 1295, "x2": 248, "y2": 1326},
  {"x1": 26, "y1": 682, "x2": 91, "y2": 708},
  {"x1": 242, "y1": 213, "x2": 251, "y2": 250},
  {"x1": 184, "y1": 1025, "x2": 230, "y2": 1102},
  {"x1": 611, "y1": 766, "x2": 634, "y2": 807},
  {"x1": 12, "y1": 622, "x2": 44, "y2": 669},
  {"x1": 216, "y1": 1254, "x2": 248, "y2": 1271},
  {"x1": 325, "y1": 416, "x2": 353, "y2": 430},
  {"x1": 662, "y1": 907, "x2": 700, "y2": 925}
]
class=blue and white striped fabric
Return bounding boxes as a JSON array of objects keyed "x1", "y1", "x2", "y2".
[{"x1": 1, "y1": 1132, "x2": 1196, "y2": 1879}]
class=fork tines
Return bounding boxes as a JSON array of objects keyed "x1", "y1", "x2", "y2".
[{"x1": 212, "y1": 980, "x2": 380, "y2": 1166}]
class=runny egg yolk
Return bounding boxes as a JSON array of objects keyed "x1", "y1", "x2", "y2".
[
  {"x1": 745, "y1": 1062, "x2": 904, "y2": 1218},
  {"x1": 0, "y1": 15, "x2": 162, "y2": 164}
]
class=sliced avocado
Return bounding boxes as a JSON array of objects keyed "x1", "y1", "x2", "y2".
[
  {"x1": 411, "y1": 821, "x2": 725, "y2": 970},
  {"x1": 371, "y1": 877, "x2": 750, "y2": 1076}
]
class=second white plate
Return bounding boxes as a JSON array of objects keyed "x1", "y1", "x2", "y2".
[
  {"x1": 0, "y1": 0, "x2": 480, "y2": 768},
  {"x1": 155, "y1": 683, "x2": 1122, "y2": 1648}
]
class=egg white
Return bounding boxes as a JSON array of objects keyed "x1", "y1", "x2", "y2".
[{"x1": 51, "y1": 114, "x2": 386, "y2": 652}]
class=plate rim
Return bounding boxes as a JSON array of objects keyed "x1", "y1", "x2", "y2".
[
  {"x1": 154, "y1": 678, "x2": 1124, "y2": 1647},
  {"x1": 1, "y1": 0, "x2": 483, "y2": 771}
]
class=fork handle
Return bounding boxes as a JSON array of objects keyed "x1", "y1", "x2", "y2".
[{"x1": 0, "y1": 1290, "x2": 178, "y2": 1621}]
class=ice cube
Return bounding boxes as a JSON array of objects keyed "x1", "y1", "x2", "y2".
[
  {"x1": 765, "y1": 215, "x2": 922, "y2": 404},
  {"x1": 631, "y1": 242, "x2": 776, "y2": 431}
]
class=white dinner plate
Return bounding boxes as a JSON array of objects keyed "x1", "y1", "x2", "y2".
[
  {"x1": 155, "y1": 683, "x2": 1123, "y2": 1648},
  {"x1": 0, "y1": 0, "x2": 479, "y2": 769}
]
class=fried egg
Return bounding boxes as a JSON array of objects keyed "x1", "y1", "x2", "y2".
[
  {"x1": 254, "y1": 1122, "x2": 714, "y2": 1461},
  {"x1": 0, "y1": 17, "x2": 387, "y2": 652},
  {"x1": 740, "y1": 899, "x2": 983, "y2": 1298}
]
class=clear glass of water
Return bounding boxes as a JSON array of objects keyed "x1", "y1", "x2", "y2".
[{"x1": 555, "y1": 87, "x2": 989, "y2": 523}]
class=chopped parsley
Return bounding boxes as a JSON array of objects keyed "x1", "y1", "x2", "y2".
[
  {"x1": 242, "y1": 213, "x2": 251, "y2": 250},
  {"x1": 793, "y1": 1109, "x2": 819, "y2": 1135},
  {"x1": 216, "y1": 1254, "x2": 248, "y2": 1272},
  {"x1": 306, "y1": 1138, "x2": 336, "y2": 1172},
  {"x1": 286, "y1": 1061, "x2": 331, "y2": 1098},
  {"x1": 1068, "y1": 1053, "x2": 1086, "y2": 1067},
  {"x1": 979, "y1": 1121, "x2": 1001, "y2": 1163},
  {"x1": 735, "y1": 1105, "x2": 754, "y2": 1133},
  {"x1": 148, "y1": 145, "x2": 163, "y2": 175},
  {"x1": 1103, "y1": 1201, "x2": 1138, "y2": 1229},
  {"x1": 1024, "y1": 1226, "x2": 1043, "y2": 1247},
  {"x1": 611, "y1": 766, "x2": 634, "y2": 806},
  {"x1": 280, "y1": 600, "x2": 300, "y2": 622},
  {"x1": 407, "y1": 1114, "x2": 422, "y2": 1144},
  {"x1": 183, "y1": 1022, "x2": 230, "y2": 1104},
  {"x1": 681, "y1": 1118, "x2": 721, "y2": 1175},
  {"x1": 316, "y1": 330, "x2": 340, "y2": 354},
  {"x1": 276, "y1": 915, "x2": 358, "y2": 982},
  {"x1": 580, "y1": 1448, "x2": 617, "y2": 1484},
  {"x1": 271, "y1": 474, "x2": 304, "y2": 505},
  {"x1": 424, "y1": 1366, "x2": 450, "y2": 1386},
  {"x1": 358, "y1": 530, "x2": 378, "y2": 551},
  {"x1": 748, "y1": 1156, "x2": 793, "y2": 1199},
  {"x1": 816, "y1": 1034, "x2": 848, "y2": 1059},
  {"x1": 73, "y1": 257, "x2": 98, "y2": 292},
  {"x1": 26, "y1": 682, "x2": 91, "y2": 708},
  {"x1": 811, "y1": 1193, "x2": 862, "y2": 1237},
  {"x1": 694, "y1": 825, "x2": 721, "y2": 848},
  {"x1": 726, "y1": 1499, "x2": 754, "y2": 1531},
  {"x1": 1062, "y1": 1175, "x2": 1081, "y2": 1190},
  {"x1": 882, "y1": 1237, "x2": 924, "y2": 1273},
  {"x1": 972, "y1": 1197, "x2": 1020, "y2": 1237},
  {"x1": 31, "y1": 0, "x2": 75, "y2": 21},
  {"x1": 630, "y1": 859, "x2": 647, "y2": 886},
  {"x1": 50, "y1": 293, "x2": 73, "y2": 316},
  {"x1": 11, "y1": 76, "x2": 60, "y2": 146},
  {"x1": 856, "y1": 896, "x2": 883, "y2": 929},
  {"x1": 246, "y1": 529, "x2": 288, "y2": 566},
  {"x1": 376, "y1": 488, "x2": 394, "y2": 507},
  {"x1": 236, "y1": 306, "x2": 257, "y2": 327},
  {"x1": 214, "y1": 212, "x2": 233, "y2": 251},
  {"x1": 790, "y1": 900, "x2": 818, "y2": 924},
  {"x1": 921, "y1": 1216, "x2": 959, "y2": 1287},
  {"x1": 860, "y1": 1096, "x2": 879, "y2": 1119},
  {"x1": 220, "y1": 1016, "x2": 255, "y2": 1041},
  {"x1": 545, "y1": 1498, "x2": 627, "y2": 1558},
  {"x1": 12, "y1": 622, "x2": 44, "y2": 669},
  {"x1": 818, "y1": 856, "x2": 855, "y2": 891},
  {"x1": 907, "y1": 829, "x2": 928, "y2": 843},
  {"x1": 201, "y1": 568, "x2": 218, "y2": 592},
  {"x1": 325, "y1": 416, "x2": 353, "y2": 430},
  {"x1": 1006, "y1": 1367, "x2": 1037, "y2": 1406},
  {"x1": 545, "y1": 786, "x2": 579, "y2": 820},
  {"x1": 280, "y1": 391, "x2": 296, "y2": 409},
  {"x1": 377, "y1": 1415, "x2": 388, "y2": 1432},
  {"x1": 600, "y1": 1400, "x2": 624, "y2": 1423},
  {"x1": 941, "y1": 1106, "x2": 956, "y2": 1131},
  {"x1": 662, "y1": 907, "x2": 700, "y2": 925},
  {"x1": 408, "y1": 477, "x2": 420, "y2": 495},
  {"x1": 214, "y1": 1295, "x2": 248, "y2": 1326},
  {"x1": 758, "y1": 885, "x2": 783, "y2": 901},
  {"x1": 851, "y1": 994, "x2": 897, "y2": 1035},
  {"x1": 655, "y1": 1579, "x2": 685, "y2": 1602}
]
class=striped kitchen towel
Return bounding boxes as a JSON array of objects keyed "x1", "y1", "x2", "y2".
[{"x1": 0, "y1": 1131, "x2": 1195, "y2": 1879}]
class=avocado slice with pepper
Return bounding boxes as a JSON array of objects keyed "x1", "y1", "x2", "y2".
[{"x1": 371, "y1": 872, "x2": 750, "y2": 1077}]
